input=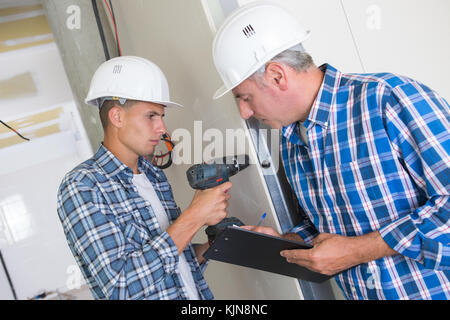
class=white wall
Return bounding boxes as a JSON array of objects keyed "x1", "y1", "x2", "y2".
[
  {"x1": 0, "y1": 152, "x2": 86, "y2": 299},
  {"x1": 0, "y1": 42, "x2": 93, "y2": 299},
  {"x1": 341, "y1": 0, "x2": 450, "y2": 101}
]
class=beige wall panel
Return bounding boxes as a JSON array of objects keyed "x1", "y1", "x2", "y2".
[
  {"x1": 111, "y1": 0, "x2": 304, "y2": 299},
  {"x1": 0, "y1": 107, "x2": 62, "y2": 134},
  {"x1": 0, "y1": 123, "x2": 60, "y2": 149},
  {"x1": 0, "y1": 72, "x2": 37, "y2": 100},
  {"x1": 0, "y1": 107, "x2": 63, "y2": 149},
  {"x1": 0, "y1": 13, "x2": 53, "y2": 53},
  {"x1": 0, "y1": 4, "x2": 42, "y2": 17}
]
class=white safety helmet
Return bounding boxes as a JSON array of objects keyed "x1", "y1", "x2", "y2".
[
  {"x1": 85, "y1": 55, "x2": 183, "y2": 108},
  {"x1": 212, "y1": 1, "x2": 310, "y2": 99}
]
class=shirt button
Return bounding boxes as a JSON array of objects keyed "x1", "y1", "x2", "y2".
[{"x1": 327, "y1": 216, "x2": 333, "y2": 222}]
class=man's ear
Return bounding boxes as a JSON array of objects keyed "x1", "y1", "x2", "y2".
[
  {"x1": 264, "y1": 62, "x2": 288, "y2": 91},
  {"x1": 108, "y1": 105, "x2": 125, "y2": 128}
]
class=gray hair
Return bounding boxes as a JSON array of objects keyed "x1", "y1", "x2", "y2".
[{"x1": 249, "y1": 43, "x2": 315, "y2": 85}]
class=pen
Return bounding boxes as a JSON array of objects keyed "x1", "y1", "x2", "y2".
[{"x1": 255, "y1": 212, "x2": 267, "y2": 227}]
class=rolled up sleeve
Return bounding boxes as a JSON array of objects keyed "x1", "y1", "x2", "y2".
[
  {"x1": 290, "y1": 217, "x2": 319, "y2": 245},
  {"x1": 379, "y1": 83, "x2": 450, "y2": 270},
  {"x1": 379, "y1": 196, "x2": 450, "y2": 270}
]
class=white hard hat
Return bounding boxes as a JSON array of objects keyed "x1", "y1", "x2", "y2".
[
  {"x1": 212, "y1": 1, "x2": 310, "y2": 99},
  {"x1": 85, "y1": 56, "x2": 183, "y2": 108}
]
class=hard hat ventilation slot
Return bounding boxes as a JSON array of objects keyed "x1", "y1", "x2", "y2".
[
  {"x1": 242, "y1": 24, "x2": 256, "y2": 38},
  {"x1": 113, "y1": 65, "x2": 122, "y2": 74}
]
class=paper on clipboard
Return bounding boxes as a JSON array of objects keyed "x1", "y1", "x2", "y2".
[{"x1": 203, "y1": 226, "x2": 333, "y2": 283}]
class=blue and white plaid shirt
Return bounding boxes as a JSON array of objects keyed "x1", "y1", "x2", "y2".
[
  {"x1": 57, "y1": 145, "x2": 213, "y2": 300},
  {"x1": 282, "y1": 64, "x2": 450, "y2": 299}
]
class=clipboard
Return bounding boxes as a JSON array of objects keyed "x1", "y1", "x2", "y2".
[{"x1": 203, "y1": 226, "x2": 332, "y2": 283}]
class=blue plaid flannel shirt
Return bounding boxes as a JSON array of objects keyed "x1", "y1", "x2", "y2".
[
  {"x1": 57, "y1": 144, "x2": 213, "y2": 300},
  {"x1": 282, "y1": 64, "x2": 450, "y2": 299}
]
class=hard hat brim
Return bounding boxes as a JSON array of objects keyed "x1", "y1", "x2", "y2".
[
  {"x1": 151, "y1": 100, "x2": 184, "y2": 109},
  {"x1": 213, "y1": 84, "x2": 231, "y2": 100},
  {"x1": 85, "y1": 96, "x2": 184, "y2": 109}
]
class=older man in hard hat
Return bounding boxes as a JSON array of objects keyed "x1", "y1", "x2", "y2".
[
  {"x1": 57, "y1": 56, "x2": 231, "y2": 300},
  {"x1": 212, "y1": 2, "x2": 450, "y2": 300}
]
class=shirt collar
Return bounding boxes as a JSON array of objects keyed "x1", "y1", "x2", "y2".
[
  {"x1": 137, "y1": 155, "x2": 161, "y2": 182},
  {"x1": 93, "y1": 144, "x2": 133, "y2": 180},
  {"x1": 93, "y1": 143, "x2": 159, "y2": 180},
  {"x1": 282, "y1": 63, "x2": 342, "y2": 142}
]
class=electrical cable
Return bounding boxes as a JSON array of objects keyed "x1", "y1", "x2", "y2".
[
  {"x1": 103, "y1": 0, "x2": 122, "y2": 56},
  {"x1": 0, "y1": 120, "x2": 30, "y2": 141},
  {"x1": 91, "y1": 0, "x2": 110, "y2": 61},
  {"x1": 0, "y1": 250, "x2": 17, "y2": 300},
  {"x1": 108, "y1": 0, "x2": 121, "y2": 57}
]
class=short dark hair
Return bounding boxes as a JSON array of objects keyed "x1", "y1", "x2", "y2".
[{"x1": 99, "y1": 99, "x2": 138, "y2": 130}]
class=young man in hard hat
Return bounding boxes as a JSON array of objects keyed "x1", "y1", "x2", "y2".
[
  {"x1": 212, "y1": 2, "x2": 449, "y2": 300},
  {"x1": 57, "y1": 56, "x2": 231, "y2": 300}
]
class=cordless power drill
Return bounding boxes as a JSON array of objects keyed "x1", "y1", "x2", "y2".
[{"x1": 186, "y1": 155, "x2": 249, "y2": 244}]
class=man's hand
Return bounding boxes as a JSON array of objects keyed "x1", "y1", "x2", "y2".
[
  {"x1": 240, "y1": 225, "x2": 281, "y2": 237},
  {"x1": 187, "y1": 182, "x2": 232, "y2": 226},
  {"x1": 280, "y1": 233, "x2": 359, "y2": 275},
  {"x1": 280, "y1": 232, "x2": 397, "y2": 276},
  {"x1": 167, "y1": 182, "x2": 232, "y2": 255}
]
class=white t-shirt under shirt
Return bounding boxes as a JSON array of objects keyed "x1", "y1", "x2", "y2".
[{"x1": 132, "y1": 173, "x2": 200, "y2": 300}]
